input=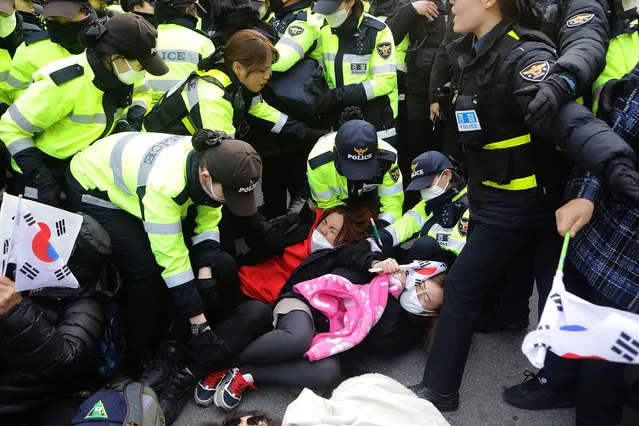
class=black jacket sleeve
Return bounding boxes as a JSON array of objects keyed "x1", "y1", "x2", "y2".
[
  {"x1": 0, "y1": 298, "x2": 104, "y2": 375},
  {"x1": 507, "y1": 39, "x2": 637, "y2": 177},
  {"x1": 429, "y1": 13, "x2": 457, "y2": 104},
  {"x1": 554, "y1": 0, "x2": 609, "y2": 96},
  {"x1": 385, "y1": 0, "x2": 419, "y2": 44}
]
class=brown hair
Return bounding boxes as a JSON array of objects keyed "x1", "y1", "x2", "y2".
[
  {"x1": 408, "y1": 272, "x2": 447, "y2": 351},
  {"x1": 225, "y1": 29, "x2": 280, "y2": 74},
  {"x1": 318, "y1": 204, "x2": 373, "y2": 247}
]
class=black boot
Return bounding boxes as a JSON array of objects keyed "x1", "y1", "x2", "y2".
[
  {"x1": 409, "y1": 382, "x2": 459, "y2": 412},
  {"x1": 159, "y1": 366, "x2": 198, "y2": 425},
  {"x1": 139, "y1": 341, "x2": 185, "y2": 394}
]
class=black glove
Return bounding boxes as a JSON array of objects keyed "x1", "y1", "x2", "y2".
[
  {"x1": 112, "y1": 120, "x2": 138, "y2": 134},
  {"x1": 186, "y1": 329, "x2": 233, "y2": 378},
  {"x1": 31, "y1": 165, "x2": 60, "y2": 206},
  {"x1": 316, "y1": 88, "x2": 343, "y2": 116},
  {"x1": 515, "y1": 73, "x2": 574, "y2": 131},
  {"x1": 597, "y1": 78, "x2": 628, "y2": 122},
  {"x1": 606, "y1": 158, "x2": 639, "y2": 206},
  {"x1": 126, "y1": 105, "x2": 147, "y2": 131},
  {"x1": 195, "y1": 278, "x2": 222, "y2": 313}
]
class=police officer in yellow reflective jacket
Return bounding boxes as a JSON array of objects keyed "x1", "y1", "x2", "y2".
[
  {"x1": 144, "y1": 29, "x2": 324, "y2": 148},
  {"x1": 6, "y1": 0, "x2": 98, "y2": 102},
  {"x1": 307, "y1": 119, "x2": 403, "y2": 225},
  {"x1": 312, "y1": 0, "x2": 399, "y2": 143},
  {"x1": 0, "y1": 14, "x2": 167, "y2": 206},
  {"x1": 0, "y1": 0, "x2": 23, "y2": 107},
  {"x1": 266, "y1": 0, "x2": 324, "y2": 72},
  {"x1": 149, "y1": 0, "x2": 214, "y2": 103},
  {"x1": 379, "y1": 151, "x2": 468, "y2": 256},
  {"x1": 64, "y1": 130, "x2": 265, "y2": 422}
]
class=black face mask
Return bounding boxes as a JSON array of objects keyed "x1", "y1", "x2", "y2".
[
  {"x1": 134, "y1": 10, "x2": 158, "y2": 27},
  {"x1": 46, "y1": 11, "x2": 98, "y2": 54},
  {"x1": 270, "y1": 0, "x2": 285, "y2": 13}
]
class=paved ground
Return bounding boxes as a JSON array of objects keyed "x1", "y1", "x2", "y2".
[{"x1": 175, "y1": 290, "x2": 639, "y2": 425}]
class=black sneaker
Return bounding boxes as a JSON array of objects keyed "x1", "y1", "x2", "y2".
[
  {"x1": 159, "y1": 366, "x2": 198, "y2": 425},
  {"x1": 503, "y1": 370, "x2": 574, "y2": 410},
  {"x1": 409, "y1": 382, "x2": 459, "y2": 412},
  {"x1": 139, "y1": 341, "x2": 184, "y2": 394}
]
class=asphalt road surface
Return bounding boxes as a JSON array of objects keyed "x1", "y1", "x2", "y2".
[{"x1": 175, "y1": 291, "x2": 639, "y2": 425}]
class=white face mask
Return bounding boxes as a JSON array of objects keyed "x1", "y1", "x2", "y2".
[
  {"x1": 310, "y1": 229, "x2": 334, "y2": 252},
  {"x1": 112, "y1": 58, "x2": 147, "y2": 85},
  {"x1": 325, "y1": 5, "x2": 349, "y2": 28},
  {"x1": 420, "y1": 172, "x2": 447, "y2": 201},
  {"x1": 201, "y1": 173, "x2": 226, "y2": 203},
  {"x1": 399, "y1": 264, "x2": 447, "y2": 316},
  {"x1": 0, "y1": 12, "x2": 17, "y2": 38},
  {"x1": 258, "y1": 5, "x2": 268, "y2": 19}
]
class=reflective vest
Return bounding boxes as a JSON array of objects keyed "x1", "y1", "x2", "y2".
[
  {"x1": 70, "y1": 132, "x2": 221, "y2": 289},
  {"x1": 444, "y1": 23, "x2": 559, "y2": 192},
  {"x1": 0, "y1": 48, "x2": 11, "y2": 105},
  {"x1": 307, "y1": 132, "x2": 404, "y2": 224},
  {"x1": 592, "y1": 24, "x2": 639, "y2": 115},
  {"x1": 319, "y1": 13, "x2": 399, "y2": 140},
  {"x1": 0, "y1": 52, "x2": 136, "y2": 174},
  {"x1": 6, "y1": 34, "x2": 73, "y2": 103},
  {"x1": 0, "y1": 12, "x2": 20, "y2": 105},
  {"x1": 148, "y1": 23, "x2": 215, "y2": 103},
  {"x1": 384, "y1": 188, "x2": 469, "y2": 255},
  {"x1": 144, "y1": 69, "x2": 305, "y2": 139},
  {"x1": 269, "y1": 3, "x2": 324, "y2": 73}
]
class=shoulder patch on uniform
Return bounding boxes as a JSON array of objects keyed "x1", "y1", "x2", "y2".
[
  {"x1": 24, "y1": 30, "x2": 49, "y2": 46},
  {"x1": 49, "y1": 64, "x2": 84, "y2": 86},
  {"x1": 457, "y1": 216, "x2": 469, "y2": 237},
  {"x1": 376, "y1": 42, "x2": 392, "y2": 60},
  {"x1": 288, "y1": 25, "x2": 305, "y2": 37},
  {"x1": 389, "y1": 165, "x2": 400, "y2": 183},
  {"x1": 308, "y1": 151, "x2": 334, "y2": 170},
  {"x1": 362, "y1": 16, "x2": 386, "y2": 31},
  {"x1": 519, "y1": 61, "x2": 549, "y2": 82},
  {"x1": 566, "y1": 13, "x2": 594, "y2": 28}
]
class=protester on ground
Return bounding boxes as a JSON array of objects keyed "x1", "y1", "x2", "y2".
[
  {"x1": 307, "y1": 119, "x2": 403, "y2": 226},
  {"x1": 0, "y1": 13, "x2": 163, "y2": 206},
  {"x1": 408, "y1": 0, "x2": 638, "y2": 412},
  {"x1": 0, "y1": 214, "x2": 111, "y2": 426},
  {"x1": 147, "y1": 0, "x2": 215, "y2": 103},
  {"x1": 313, "y1": 0, "x2": 399, "y2": 143}
]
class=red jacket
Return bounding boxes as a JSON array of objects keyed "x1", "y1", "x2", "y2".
[{"x1": 239, "y1": 211, "x2": 322, "y2": 303}]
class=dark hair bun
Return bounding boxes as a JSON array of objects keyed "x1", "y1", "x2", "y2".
[
  {"x1": 192, "y1": 129, "x2": 230, "y2": 151},
  {"x1": 338, "y1": 106, "x2": 365, "y2": 126},
  {"x1": 78, "y1": 17, "x2": 108, "y2": 49}
]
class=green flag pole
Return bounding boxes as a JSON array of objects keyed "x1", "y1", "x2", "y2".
[{"x1": 557, "y1": 232, "x2": 571, "y2": 272}]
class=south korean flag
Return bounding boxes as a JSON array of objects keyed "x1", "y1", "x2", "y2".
[{"x1": 0, "y1": 194, "x2": 82, "y2": 272}]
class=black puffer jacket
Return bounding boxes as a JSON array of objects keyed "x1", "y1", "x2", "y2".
[{"x1": 0, "y1": 295, "x2": 104, "y2": 415}]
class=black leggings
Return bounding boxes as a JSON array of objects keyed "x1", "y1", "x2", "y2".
[{"x1": 235, "y1": 310, "x2": 341, "y2": 389}]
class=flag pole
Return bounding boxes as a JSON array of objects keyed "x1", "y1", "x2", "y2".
[
  {"x1": 2, "y1": 195, "x2": 22, "y2": 277},
  {"x1": 557, "y1": 232, "x2": 571, "y2": 273}
]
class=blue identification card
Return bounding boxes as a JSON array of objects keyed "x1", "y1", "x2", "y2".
[{"x1": 455, "y1": 110, "x2": 482, "y2": 132}]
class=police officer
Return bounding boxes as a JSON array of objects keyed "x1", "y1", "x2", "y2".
[
  {"x1": 267, "y1": 0, "x2": 324, "y2": 72},
  {"x1": 121, "y1": 0, "x2": 156, "y2": 25},
  {"x1": 0, "y1": 0, "x2": 22, "y2": 106},
  {"x1": 308, "y1": 119, "x2": 404, "y2": 225},
  {"x1": 15, "y1": 0, "x2": 44, "y2": 37},
  {"x1": 65, "y1": 129, "x2": 265, "y2": 424},
  {"x1": 313, "y1": 0, "x2": 399, "y2": 144},
  {"x1": 407, "y1": 0, "x2": 638, "y2": 412},
  {"x1": 378, "y1": 151, "x2": 468, "y2": 258},
  {"x1": 149, "y1": 0, "x2": 214, "y2": 103},
  {"x1": 144, "y1": 29, "x2": 321, "y2": 146},
  {"x1": 0, "y1": 13, "x2": 167, "y2": 206},
  {"x1": 6, "y1": 0, "x2": 98, "y2": 102}
]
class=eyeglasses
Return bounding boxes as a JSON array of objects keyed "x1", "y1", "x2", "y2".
[{"x1": 223, "y1": 415, "x2": 268, "y2": 426}]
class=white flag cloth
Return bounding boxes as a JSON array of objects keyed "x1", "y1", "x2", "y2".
[
  {"x1": 0, "y1": 193, "x2": 83, "y2": 272},
  {"x1": 522, "y1": 270, "x2": 639, "y2": 368},
  {"x1": 4, "y1": 198, "x2": 79, "y2": 291}
]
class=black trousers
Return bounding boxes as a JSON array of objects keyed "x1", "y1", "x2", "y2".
[
  {"x1": 261, "y1": 151, "x2": 309, "y2": 219},
  {"x1": 539, "y1": 261, "x2": 627, "y2": 426},
  {"x1": 422, "y1": 218, "x2": 561, "y2": 394}
]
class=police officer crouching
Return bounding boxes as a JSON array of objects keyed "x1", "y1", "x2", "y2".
[
  {"x1": 307, "y1": 119, "x2": 404, "y2": 226},
  {"x1": 0, "y1": 13, "x2": 167, "y2": 206}
]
